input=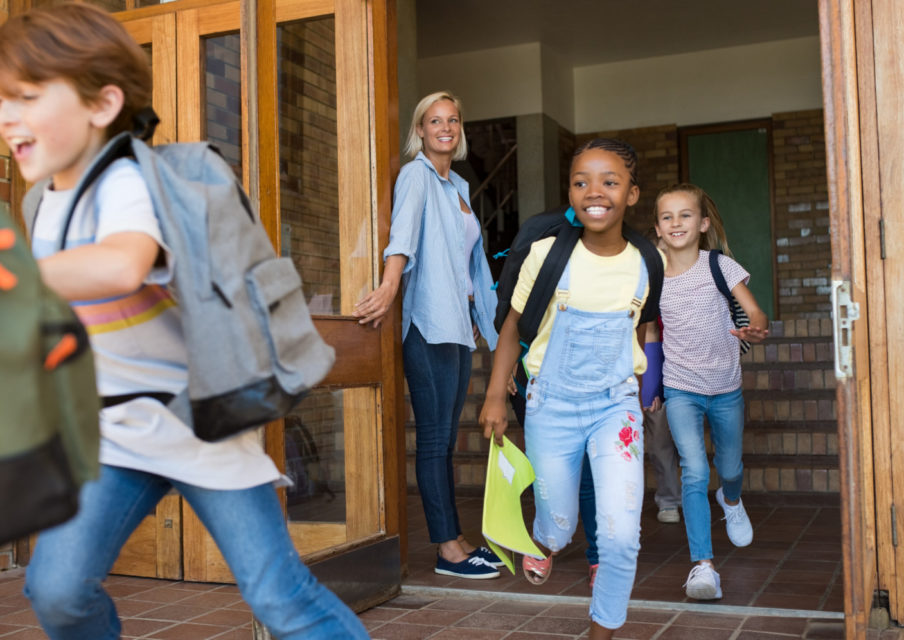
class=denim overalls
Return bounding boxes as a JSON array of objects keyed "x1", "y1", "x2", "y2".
[{"x1": 523, "y1": 258, "x2": 647, "y2": 629}]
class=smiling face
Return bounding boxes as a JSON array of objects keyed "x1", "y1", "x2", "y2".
[
  {"x1": 416, "y1": 98, "x2": 461, "y2": 162},
  {"x1": 655, "y1": 190, "x2": 711, "y2": 251},
  {"x1": 568, "y1": 147, "x2": 639, "y2": 243},
  {"x1": 0, "y1": 78, "x2": 112, "y2": 190}
]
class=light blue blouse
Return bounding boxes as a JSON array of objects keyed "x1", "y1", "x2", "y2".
[{"x1": 382, "y1": 152, "x2": 499, "y2": 351}]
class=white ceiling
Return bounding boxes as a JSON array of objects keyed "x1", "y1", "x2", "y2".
[{"x1": 417, "y1": 0, "x2": 820, "y2": 66}]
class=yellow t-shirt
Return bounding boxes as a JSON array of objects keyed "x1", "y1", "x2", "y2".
[{"x1": 511, "y1": 237, "x2": 662, "y2": 378}]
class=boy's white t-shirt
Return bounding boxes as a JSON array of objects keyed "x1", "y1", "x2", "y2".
[
  {"x1": 511, "y1": 238, "x2": 658, "y2": 378},
  {"x1": 31, "y1": 158, "x2": 284, "y2": 490},
  {"x1": 659, "y1": 250, "x2": 750, "y2": 395}
]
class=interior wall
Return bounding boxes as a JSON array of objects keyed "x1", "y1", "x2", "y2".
[
  {"x1": 575, "y1": 36, "x2": 822, "y2": 132},
  {"x1": 417, "y1": 43, "x2": 543, "y2": 121},
  {"x1": 540, "y1": 44, "x2": 574, "y2": 132}
]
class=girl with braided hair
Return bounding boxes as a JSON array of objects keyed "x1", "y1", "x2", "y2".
[{"x1": 481, "y1": 138, "x2": 664, "y2": 640}]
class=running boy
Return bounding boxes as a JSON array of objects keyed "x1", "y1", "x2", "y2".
[
  {"x1": 0, "y1": 5, "x2": 368, "y2": 639},
  {"x1": 481, "y1": 138, "x2": 660, "y2": 640}
]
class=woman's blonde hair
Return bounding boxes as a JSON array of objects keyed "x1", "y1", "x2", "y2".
[
  {"x1": 655, "y1": 183, "x2": 733, "y2": 257},
  {"x1": 403, "y1": 91, "x2": 468, "y2": 161}
]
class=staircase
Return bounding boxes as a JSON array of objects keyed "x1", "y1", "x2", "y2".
[{"x1": 404, "y1": 319, "x2": 839, "y2": 497}]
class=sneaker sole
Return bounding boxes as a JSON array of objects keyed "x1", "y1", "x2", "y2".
[
  {"x1": 685, "y1": 584, "x2": 723, "y2": 600},
  {"x1": 657, "y1": 512, "x2": 681, "y2": 523},
  {"x1": 435, "y1": 568, "x2": 500, "y2": 579},
  {"x1": 729, "y1": 534, "x2": 753, "y2": 547}
]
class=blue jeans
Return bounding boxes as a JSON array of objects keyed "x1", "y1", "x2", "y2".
[
  {"x1": 664, "y1": 386, "x2": 745, "y2": 562},
  {"x1": 403, "y1": 323, "x2": 471, "y2": 543},
  {"x1": 525, "y1": 379, "x2": 643, "y2": 629},
  {"x1": 25, "y1": 465, "x2": 368, "y2": 640}
]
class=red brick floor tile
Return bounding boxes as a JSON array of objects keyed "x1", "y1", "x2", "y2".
[
  {"x1": 144, "y1": 622, "x2": 231, "y2": 639},
  {"x1": 742, "y1": 615, "x2": 809, "y2": 634},
  {"x1": 0, "y1": 628, "x2": 51, "y2": 639},
  {"x1": 189, "y1": 608, "x2": 253, "y2": 627},
  {"x1": 367, "y1": 621, "x2": 444, "y2": 640},
  {"x1": 120, "y1": 616, "x2": 175, "y2": 637},
  {"x1": 396, "y1": 607, "x2": 470, "y2": 626},
  {"x1": 454, "y1": 610, "x2": 533, "y2": 631},
  {"x1": 429, "y1": 629, "x2": 509, "y2": 639},
  {"x1": 612, "y1": 621, "x2": 663, "y2": 639},
  {"x1": 657, "y1": 624, "x2": 736, "y2": 639},
  {"x1": 520, "y1": 615, "x2": 589, "y2": 635}
]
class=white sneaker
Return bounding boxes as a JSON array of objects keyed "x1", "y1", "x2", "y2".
[
  {"x1": 716, "y1": 487, "x2": 753, "y2": 547},
  {"x1": 657, "y1": 506, "x2": 680, "y2": 523},
  {"x1": 684, "y1": 562, "x2": 722, "y2": 600}
]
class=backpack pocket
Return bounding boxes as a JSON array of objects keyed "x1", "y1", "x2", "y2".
[{"x1": 245, "y1": 257, "x2": 310, "y2": 374}]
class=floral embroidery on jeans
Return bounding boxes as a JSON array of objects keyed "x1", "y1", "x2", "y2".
[{"x1": 615, "y1": 413, "x2": 641, "y2": 461}]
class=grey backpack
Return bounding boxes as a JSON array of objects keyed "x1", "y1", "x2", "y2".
[{"x1": 25, "y1": 129, "x2": 335, "y2": 442}]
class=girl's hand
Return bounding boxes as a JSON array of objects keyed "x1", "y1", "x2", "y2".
[
  {"x1": 645, "y1": 396, "x2": 663, "y2": 412},
  {"x1": 480, "y1": 399, "x2": 508, "y2": 447},
  {"x1": 731, "y1": 325, "x2": 770, "y2": 344},
  {"x1": 473, "y1": 323, "x2": 480, "y2": 344},
  {"x1": 506, "y1": 362, "x2": 519, "y2": 396}
]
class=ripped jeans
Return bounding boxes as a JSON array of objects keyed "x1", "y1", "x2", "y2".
[{"x1": 524, "y1": 378, "x2": 644, "y2": 629}]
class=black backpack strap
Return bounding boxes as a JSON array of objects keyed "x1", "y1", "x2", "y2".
[
  {"x1": 624, "y1": 227, "x2": 663, "y2": 324},
  {"x1": 55, "y1": 133, "x2": 135, "y2": 251},
  {"x1": 708, "y1": 249, "x2": 733, "y2": 300},
  {"x1": 516, "y1": 223, "x2": 582, "y2": 345}
]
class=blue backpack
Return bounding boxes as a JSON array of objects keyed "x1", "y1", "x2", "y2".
[{"x1": 24, "y1": 116, "x2": 335, "y2": 442}]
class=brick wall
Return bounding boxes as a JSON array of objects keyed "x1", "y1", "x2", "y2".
[
  {"x1": 277, "y1": 18, "x2": 345, "y2": 510},
  {"x1": 772, "y1": 110, "x2": 831, "y2": 317},
  {"x1": 278, "y1": 18, "x2": 339, "y2": 312},
  {"x1": 205, "y1": 35, "x2": 243, "y2": 177},
  {"x1": 575, "y1": 125, "x2": 679, "y2": 237}
]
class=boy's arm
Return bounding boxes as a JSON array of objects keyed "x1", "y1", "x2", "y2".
[
  {"x1": 635, "y1": 322, "x2": 647, "y2": 405},
  {"x1": 39, "y1": 231, "x2": 161, "y2": 301},
  {"x1": 730, "y1": 282, "x2": 769, "y2": 343},
  {"x1": 480, "y1": 308, "x2": 523, "y2": 446}
]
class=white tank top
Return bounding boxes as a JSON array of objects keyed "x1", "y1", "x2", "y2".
[{"x1": 462, "y1": 210, "x2": 481, "y2": 296}]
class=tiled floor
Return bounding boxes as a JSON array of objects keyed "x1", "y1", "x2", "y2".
[
  {"x1": 404, "y1": 493, "x2": 846, "y2": 611},
  {"x1": 0, "y1": 491, "x2": 901, "y2": 639}
]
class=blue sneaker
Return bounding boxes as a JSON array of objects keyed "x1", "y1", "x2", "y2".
[
  {"x1": 435, "y1": 555, "x2": 500, "y2": 579},
  {"x1": 469, "y1": 546, "x2": 505, "y2": 567}
]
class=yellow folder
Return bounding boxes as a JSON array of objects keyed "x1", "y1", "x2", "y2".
[{"x1": 481, "y1": 436, "x2": 546, "y2": 574}]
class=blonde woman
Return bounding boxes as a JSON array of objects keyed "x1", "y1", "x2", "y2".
[{"x1": 354, "y1": 92, "x2": 500, "y2": 578}]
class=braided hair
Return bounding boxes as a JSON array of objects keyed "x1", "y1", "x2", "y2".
[{"x1": 572, "y1": 138, "x2": 639, "y2": 187}]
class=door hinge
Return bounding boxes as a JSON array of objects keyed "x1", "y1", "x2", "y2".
[
  {"x1": 831, "y1": 280, "x2": 860, "y2": 380},
  {"x1": 880, "y1": 218, "x2": 887, "y2": 259},
  {"x1": 893, "y1": 504, "x2": 898, "y2": 547}
]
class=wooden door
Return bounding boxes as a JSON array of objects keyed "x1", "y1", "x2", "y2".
[
  {"x1": 820, "y1": 0, "x2": 904, "y2": 634},
  {"x1": 5, "y1": 0, "x2": 403, "y2": 605}
]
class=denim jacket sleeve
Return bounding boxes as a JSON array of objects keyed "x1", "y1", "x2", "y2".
[{"x1": 382, "y1": 161, "x2": 428, "y2": 273}]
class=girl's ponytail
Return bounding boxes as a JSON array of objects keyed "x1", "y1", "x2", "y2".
[{"x1": 700, "y1": 190, "x2": 732, "y2": 257}]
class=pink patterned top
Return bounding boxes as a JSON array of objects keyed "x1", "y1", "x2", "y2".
[{"x1": 660, "y1": 250, "x2": 750, "y2": 395}]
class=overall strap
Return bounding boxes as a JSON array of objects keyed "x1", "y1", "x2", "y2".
[{"x1": 628, "y1": 253, "x2": 649, "y2": 318}]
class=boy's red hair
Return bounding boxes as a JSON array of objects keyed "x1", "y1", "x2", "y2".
[{"x1": 0, "y1": 3, "x2": 152, "y2": 138}]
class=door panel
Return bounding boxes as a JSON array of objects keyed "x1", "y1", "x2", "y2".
[{"x1": 106, "y1": 0, "x2": 401, "y2": 600}]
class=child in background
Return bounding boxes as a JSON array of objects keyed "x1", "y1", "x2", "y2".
[
  {"x1": 0, "y1": 6, "x2": 368, "y2": 639},
  {"x1": 482, "y1": 138, "x2": 660, "y2": 640},
  {"x1": 654, "y1": 183, "x2": 768, "y2": 601},
  {"x1": 641, "y1": 318, "x2": 682, "y2": 524}
]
